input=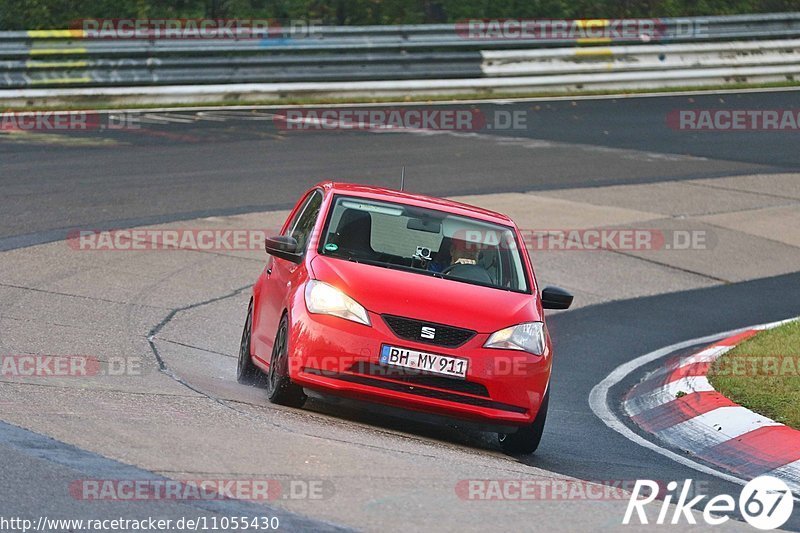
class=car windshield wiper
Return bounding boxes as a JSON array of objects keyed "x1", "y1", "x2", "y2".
[
  {"x1": 333, "y1": 254, "x2": 519, "y2": 291},
  {"x1": 343, "y1": 255, "x2": 385, "y2": 267},
  {"x1": 341, "y1": 254, "x2": 445, "y2": 278}
]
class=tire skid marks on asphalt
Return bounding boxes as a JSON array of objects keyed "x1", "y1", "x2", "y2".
[
  {"x1": 652, "y1": 406, "x2": 781, "y2": 449},
  {"x1": 770, "y1": 459, "x2": 800, "y2": 490},
  {"x1": 111, "y1": 107, "x2": 710, "y2": 164},
  {"x1": 630, "y1": 391, "x2": 737, "y2": 433},
  {"x1": 619, "y1": 345, "x2": 729, "y2": 400},
  {"x1": 664, "y1": 345, "x2": 729, "y2": 372},
  {"x1": 626, "y1": 361, "x2": 714, "y2": 398},
  {"x1": 107, "y1": 110, "x2": 282, "y2": 125},
  {"x1": 624, "y1": 376, "x2": 716, "y2": 417},
  {"x1": 622, "y1": 331, "x2": 757, "y2": 416},
  {"x1": 385, "y1": 129, "x2": 709, "y2": 163},
  {"x1": 706, "y1": 426, "x2": 800, "y2": 478}
]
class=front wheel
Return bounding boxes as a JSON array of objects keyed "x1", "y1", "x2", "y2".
[
  {"x1": 266, "y1": 314, "x2": 307, "y2": 408},
  {"x1": 499, "y1": 388, "x2": 549, "y2": 455}
]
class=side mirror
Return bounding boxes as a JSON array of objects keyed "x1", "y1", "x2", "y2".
[
  {"x1": 265, "y1": 236, "x2": 302, "y2": 264},
  {"x1": 541, "y1": 286, "x2": 573, "y2": 310}
]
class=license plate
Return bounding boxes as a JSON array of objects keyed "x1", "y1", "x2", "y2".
[{"x1": 379, "y1": 345, "x2": 468, "y2": 379}]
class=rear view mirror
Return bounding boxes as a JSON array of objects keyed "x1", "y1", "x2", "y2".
[
  {"x1": 407, "y1": 218, "x2": 441, "y2": 233},
  {"x1": 265, "y1": 236, "x2": 302, "y2": 264},
  {"x1": 541, "y1": 286, "x2": 573, "y2": 310}
]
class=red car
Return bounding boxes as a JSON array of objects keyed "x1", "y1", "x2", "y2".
[{"x1": 237, "y1": 182, "x2": 572, "y2": 453}]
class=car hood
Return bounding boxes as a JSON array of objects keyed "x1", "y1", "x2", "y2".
[{"x1": 309, "y1": 255, "x2": 540, "y2": 333}]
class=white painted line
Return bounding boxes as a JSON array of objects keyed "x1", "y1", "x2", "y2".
[
  {"x1": 196, "y1": 110, "x2": 278, "y2": 120},
  {"x1": 753, "y1": 317, "x2": 799, "y2": 330},
  {"x1": 193, "y1": 111, "x2": 230, "y2": 122},
  {"x1": 140, "y1": 113, "x2": 197, "y2": 124}
]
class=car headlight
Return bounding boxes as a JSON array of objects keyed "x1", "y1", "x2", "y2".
[
  {"x1": 304, "y1": 280, "x2": 371, "y2": 326},
  {"x1": 484, "y1": 322, "x2": 546, "y2": 355}
]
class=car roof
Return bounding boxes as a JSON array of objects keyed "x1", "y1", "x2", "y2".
[{"x1": 316, "y1": 181, "x2": 515, "y2": 226}]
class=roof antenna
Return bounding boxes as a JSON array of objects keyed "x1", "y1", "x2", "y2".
[{"x1": 400, "y1": 166, "x2": 405, "y2": 191}]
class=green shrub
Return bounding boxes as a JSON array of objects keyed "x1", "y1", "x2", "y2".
[{"x1": 1, "y1": 0, "x2": 797, "y2": 30}]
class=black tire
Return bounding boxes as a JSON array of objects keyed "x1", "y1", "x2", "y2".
[
  {"x1": 266, "y1": 314, "x2": 307, "y2": 408},
  {"x1": 499, "y1": 388, "x2": 549, "y2": 455},
  {"x1": 237, "y1": 298, "x2": 265, "y2": 386}
]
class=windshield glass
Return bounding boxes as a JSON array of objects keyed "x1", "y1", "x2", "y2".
[{"x1": 319, "y1": 195, "x2": 529, "y2": 293}]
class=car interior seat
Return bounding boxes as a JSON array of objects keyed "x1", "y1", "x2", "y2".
[{"x1": 334, "y1": 209, "x2": 374, "y2": 256}]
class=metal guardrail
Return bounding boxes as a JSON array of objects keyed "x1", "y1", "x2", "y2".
[
  {"x1": 0, "y1": 13, "x2": 799, "y2": 90},
  {"x1": 0, "y1": 12, "x2": 799, "y2": 106},
  {"x1": 483, "y1": 39, "x2": 800, "y2": 77}
]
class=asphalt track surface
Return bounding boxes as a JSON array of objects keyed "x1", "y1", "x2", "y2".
[
  {"x1": 2, "y1": 89, "x2": 799, "y2": 249},
  {"x1": 1, "y1": 89, "x2": 800, "y2": 530}
]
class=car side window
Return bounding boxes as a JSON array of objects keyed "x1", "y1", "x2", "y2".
[{"x1": 284, "y1": 190, "x2": 323, "y2": 254}]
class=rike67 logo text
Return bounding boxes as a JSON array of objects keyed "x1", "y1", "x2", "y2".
[{"x1": 624, "y1": 476, "x2": 794, "y2": 530}]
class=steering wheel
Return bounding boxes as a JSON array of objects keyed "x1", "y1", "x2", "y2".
[{"x1": 441, "y1": 264, "x2": 459, "y2": 276}]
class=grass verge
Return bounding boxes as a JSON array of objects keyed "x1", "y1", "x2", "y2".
[{"x1": 707, "y1": 320, "x2": 800, "y2": 429}]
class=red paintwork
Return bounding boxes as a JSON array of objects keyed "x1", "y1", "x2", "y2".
[{"x1": 249, "y1": 182, "x2": 551, "y2": 427}]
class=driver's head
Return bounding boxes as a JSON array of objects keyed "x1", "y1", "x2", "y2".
[{"x1": 450, "y1": 238, "x2": 479, "y2": 264}]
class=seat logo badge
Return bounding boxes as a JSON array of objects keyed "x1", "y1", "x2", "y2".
[{"x1": 421, "y1": 326, "x2": 436, "y2": 339}]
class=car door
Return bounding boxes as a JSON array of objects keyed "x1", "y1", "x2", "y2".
[{"x1": 253, "y1": 189, "x2": 324, "y2": 362}]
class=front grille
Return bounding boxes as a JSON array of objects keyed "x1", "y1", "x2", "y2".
[
  {"x1": 347, "y1": 362, "x2": 489, "y2": 397},
  {"x1": 382, "y1": 315, "x2": 476, "y2": 348}
]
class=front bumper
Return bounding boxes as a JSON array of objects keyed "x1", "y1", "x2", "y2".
[{"x1": 287, "y1": 305, "x2": 550, "y2": 427}]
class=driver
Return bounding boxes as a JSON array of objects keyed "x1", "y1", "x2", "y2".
[{"x1": 428, "y1": 238, "x2": 479, "y2": 273}]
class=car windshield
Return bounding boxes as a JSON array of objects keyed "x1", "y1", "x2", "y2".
[{"x1": 319, "y1": 195, "x2": 529, "y2": 293}]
